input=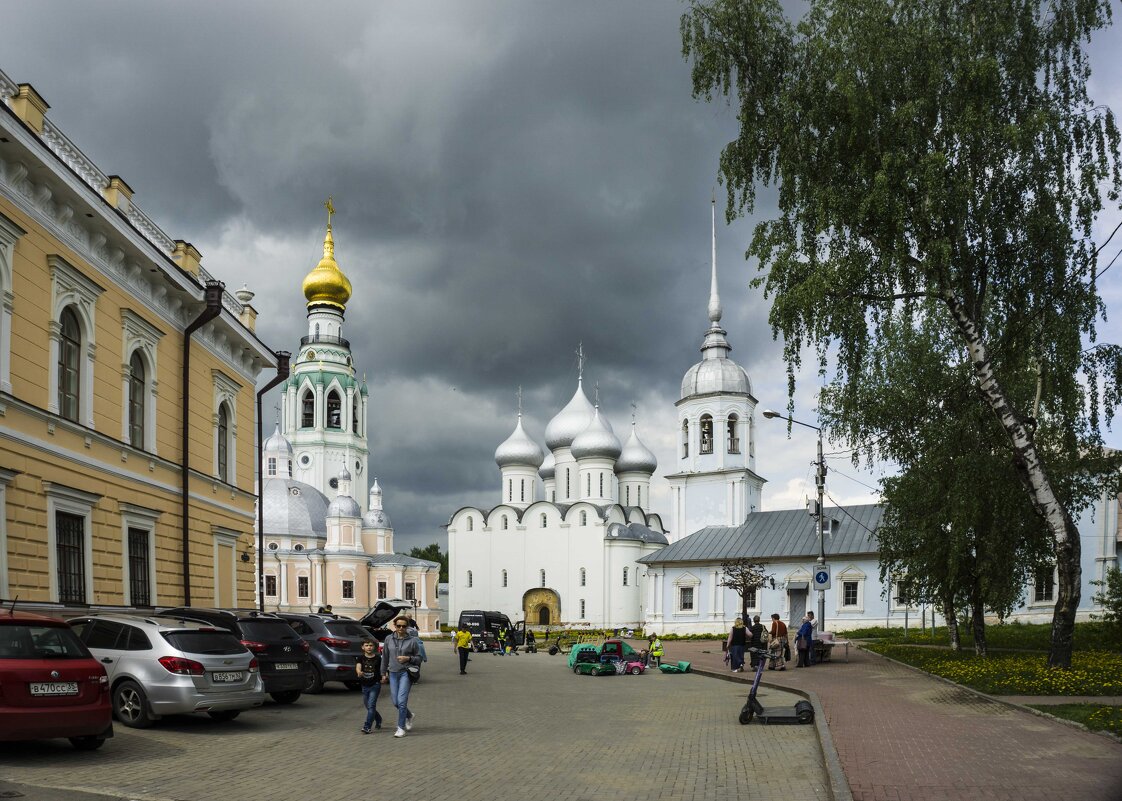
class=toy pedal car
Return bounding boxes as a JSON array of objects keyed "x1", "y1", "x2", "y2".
[{"x1": 574, "y1": 660, "x2": 617, "y2": 676}]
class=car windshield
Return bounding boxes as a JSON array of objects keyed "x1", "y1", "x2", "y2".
[
  {"x1": 325, "y1": 621, "x2": 368, "y2": 638},
  {"x1": 0, "y1": 624, "x2": 89, "y2": 659},
  {"x1": 162, "y1": 630, "x2": 246, "y2": 655},
  {"x1": 239, "y1": 620, "x2": 301, "y2": 641}
]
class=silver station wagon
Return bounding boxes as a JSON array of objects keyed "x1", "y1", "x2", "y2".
[{"x1": 68, "y1": 613, "x2": 265, "y2": 728}]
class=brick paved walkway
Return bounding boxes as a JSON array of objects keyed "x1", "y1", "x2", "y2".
[
  {"x1": 666, "y1": 639, "x2": 1122, "y2": 801},
  {"x1": 0, "y1": 645, "x2": 828, "y2": 801}
]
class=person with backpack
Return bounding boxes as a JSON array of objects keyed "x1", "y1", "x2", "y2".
[
  {"x1": 795, "y1": 615, "x2": 813, "y2": 668},
  {"x1": 355, "y1": 638, "x2": 383, "y2": 733},
  {"x1": 767, "y1": 613, "x2": 788, "y2": 671}
]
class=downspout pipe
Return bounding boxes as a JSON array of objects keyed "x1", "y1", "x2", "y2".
[
  {"x1": 256, "y1": 351, "x2": 291, "y2": 611},
  {"x1": 181, "y1": 280, "x2": 225, "y2": 606}
]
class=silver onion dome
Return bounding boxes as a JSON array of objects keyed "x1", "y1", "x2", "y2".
[
  {"x1": 262, "y1": 421, "x2": 293, "y2": 456},
  {"x1": 363, "y1": 508, "x2": 392, "y2": 528},
  {"x1": 495, "y1": 415, "x2": 545, "y2": 468},
  {"x1": 339, "y1": 465, "x2": 352, "y2": 481},
  {"x1": 544, "y1": 380, "x2": 595, "y2": 450},
  {"x1": 571, "y1": 408, "x2": 622, "y2": 460},
  {"x1": 616, "y1": 424, "x2": 658, "y2": 474},
  {"x1": 680, "y1": 353, "x2": 751, "y2": 399},
  {"x1": 538, "y1": 451, "x2": 556, "y2": 480},
  {"x1": 326, "y1": 493, "x2": 362, "y2": 518},
  {"x1": 262, "y1": 478, "x2": 329, "y2": 538}
]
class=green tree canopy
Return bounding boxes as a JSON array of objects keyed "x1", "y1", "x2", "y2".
[
  {"x1": 683, "y1": 0, "x2": 1122, "y2": 666},
  {"x1": 409, "y1": 543, "x2": 448, "y2": 583}
]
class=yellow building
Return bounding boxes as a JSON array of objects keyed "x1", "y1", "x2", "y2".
[{"x1": 0, "y1": 72, "x2": 280, "y2": 611}]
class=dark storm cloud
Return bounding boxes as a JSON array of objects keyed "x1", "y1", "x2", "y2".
[{"x1": 25, "y1": 1, "x2": 1120, "y2": 550}]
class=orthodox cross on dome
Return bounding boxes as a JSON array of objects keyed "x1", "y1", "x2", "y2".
[
  {"x1": 324, "y1": 196, "x2": 335, "y2": 228},
  {"x1": 631, "y1": 401, "x2": 638, "y2": 424},
  {"x1": 517, "y1": 385, "x2": 523, "y2": 417},
  {"x1": 594, "y1": 382, "x2": 600, "y2": 407}
]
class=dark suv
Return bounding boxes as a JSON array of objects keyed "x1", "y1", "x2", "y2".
[
  {"x1": 161, "y1": 609, "x2": 311, "y2": 704},
  {"x1": 277, "y1": 613, "x2": 369, "y2": 693}
]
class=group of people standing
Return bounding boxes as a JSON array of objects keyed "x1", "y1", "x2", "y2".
[{"x1": 725, "y1": 611, "x2": 820, "y2": 672}]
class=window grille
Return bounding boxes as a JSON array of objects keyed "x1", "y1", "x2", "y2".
[
  {"x1": 127, "y1": 527, "x2": 150, "y2": 607},
  {"x1": 56, "y1": 511, "x2": 86, "y2": 604}
]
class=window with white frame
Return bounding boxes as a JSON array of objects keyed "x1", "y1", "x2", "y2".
[
  {"x1": 745, "y1": 586, "x2": 756, "y2": 609},
  {"x1": 0, "y1": 214, "x2": 26, "y2": 396},
  {"x1": 679, "y1": 586, "x2": 695, "y2": 611},
  {"x1": 405, "y1": 582, "x2": 416, "y2": 601},
  {"x1": 579, "y1": 510, "x2": 587, "y2": 526},
  {"x1": 727, "y1": 413, "x2": 740, "y2": 453},
  {"x1": 465, "y1": 516, "x2": 473, "y2": 532},
  {"x1": 48, "y1": 255, "x2": 102, "y2": 428},
  {"x1": 342, "y1": 579, "x2": 355, "y2": 599},
  {"x1": 121, "y1": 310, "x2": 162, "y2": 453},
  {"x1": 837, "y1": 566, "x2": 866, "y2": 612},
  {"x1": 501, "y1": 515, "x2": 508, "y2": 530},
  {"x1": 297, "y1": 575, "x2": 309, "y2": 598},
  {"x1": 265, "y1": 575, "x2": 278, "y2": 596},
  {"x1": 120, "y1": 503, "x2": 159, "y2": 608},
  {"x1": 45, "y1": 482, "x2": 100, "y2": 605},
  {"x1": 213, "y1": 371, "x2": 241, "y2": 485},
  {"x1": 623, "y1": 567, "x2": 629, "y2": 586},
  {"x1": 681, "y1": 420, "x2": 689, "y2": 457},
  {"x1": 674, "y1": 572, "x2": 701, "y2": 614},
  {"x1": 540, "y1": 513, "x2": 547, "y2": 528},
  {"x1": 502, "y1": 570, "x2": 508, "y2": 588},
  {"x1": 268, "y1": 457, "x2": 277, "y2": 476},
  {"x1": 1033, "y1": 565, "x2": 1055, "y2": 603},
  {"x1": 580, "y1": 599, "x2": 586, "y2": 618}
]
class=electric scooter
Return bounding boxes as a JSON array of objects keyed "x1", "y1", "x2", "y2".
[{"x1": 738, "y1": 647, "x2": 815, "y2": 725}]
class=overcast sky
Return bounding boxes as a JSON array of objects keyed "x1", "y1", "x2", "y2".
[{"x1": 5, "y1": 2, "x2": 1121, "y2": 553}]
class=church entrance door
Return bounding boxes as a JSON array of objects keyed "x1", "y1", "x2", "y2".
[{"x1": 523, "y1": 588, "x2": 560, "y2": 627}]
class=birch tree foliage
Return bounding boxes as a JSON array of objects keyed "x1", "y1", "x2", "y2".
[{"x1": 682, "y1": 0, "x2": 1122, "y2": 667}]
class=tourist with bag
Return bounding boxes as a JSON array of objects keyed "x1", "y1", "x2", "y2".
[
  {"x1": 725, "y1": 618, "x2": 747, "y2": 672},
  {"x1": 767, "y1": 613, "x2": 788, "y2": 671},
  {"x1": 795, "y1": 615, "x2": 813, "y2": 668},
  {"x1": 382, "y1": 614, "x2": 421, "y2": 737}
]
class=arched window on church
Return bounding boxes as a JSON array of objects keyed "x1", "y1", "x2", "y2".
[
  {"x1": 501, "y1": 570, "x2": 508, "y2": 588},
  {"x1": 301, "y1": 391, "x2": 314, "y2": 428},
  {"x1": 586, "y1": 473, "x2": 591, "y2": 497},
  {"x1": 579, "y1": 511, "x2": 587, "y2": 526},
  {"x1": 625, "y1": 485, "x2": 630, "y2": 505},
  {"x1": 467, "y1": 570, "x2": 473, "y2": 588},
  {"x1": 580, "y1": 567, "x2": 586, "y2": 586},
  {"x1": 315, "y1": 323, "x2": 320, "y2": 338},
  {"x1": 566, "y1": 468, "x2": 571, "y2": 498},
  {"x1": 326, "y1": 390, "x2": 342, "y2": 429},
  {"x1": 700, "y1": 414, "x2": 714, "y2": 454},
  {"x1": 727, "y1": 413, "x2": 740, "y2": 453},
  {"x1": 501, "y1": 515, "x2": 508, "y2": 530},
  {"x1": 540, "y1": 513, "x2": 547, "y2": 528},
  {"x1": 599, "y1": 473, "x2": 604, "y2": 496},
  {"x1": 352, "y1": 399, "x2": 359, "y2": 433},
  {"x1": 623, "y1": 567, "x2": 629, "y2": 586},
  {"x1": 466, "y1": 516, "x2": 474, "y2": 532},
  {"x1": 267, "y1": 457, "x2": 277, "y2": 477},
  {"x1": 540, "y1": 569, "x2": 546, "y2": 588},
  {"x1": 681, "y1": 419, "x2": 689, "y2": 457},
  {"x1": 507, "y1": 479, "x2": 512, "y2": 503}
]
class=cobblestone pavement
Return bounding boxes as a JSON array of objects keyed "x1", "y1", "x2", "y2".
[
  {"x1": 1, "y1": 646, "x2": 829, "y2": 801},
  {"x1": 667, "y1": 639, "x2": 1122, "y2": 801}
]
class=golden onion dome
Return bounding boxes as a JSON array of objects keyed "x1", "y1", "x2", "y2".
[{"x1": 302, "y1": 224, "x2": 352, "y2": 310}]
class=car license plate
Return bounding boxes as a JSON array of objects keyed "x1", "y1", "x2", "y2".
[
  {"x1": 30, "y1": 681, "x2": 79, "y2": 696},
  {"x1": 275, "y1": 663, "x2": 298, "y2": 670},
  {"x1": 212, "y1": 671, "x2": 243, "y2": 683}
]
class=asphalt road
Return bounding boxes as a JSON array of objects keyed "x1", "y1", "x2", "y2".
[{"x1": 0, "y1": 645, "x2": 828, "y2": 801}]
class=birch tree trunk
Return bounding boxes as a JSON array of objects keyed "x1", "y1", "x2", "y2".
[
  {"x1": 943, "y1": 595, "x2": 961, "y2": 652},
  {"x1": 943, "y1": 293, "x2": 1080, "y2": 667}
]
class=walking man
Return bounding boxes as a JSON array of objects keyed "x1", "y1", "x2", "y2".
[
  {"x1": 382, "y1": 614, "x2": 421, "y2": 737},
  {"x1": 767, "y1": 613, "x2": 788, "y2": 671}
]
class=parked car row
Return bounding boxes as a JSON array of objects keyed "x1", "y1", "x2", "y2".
[{"x1": 1, "y1": 600, "x2": 414, "y2": 750}]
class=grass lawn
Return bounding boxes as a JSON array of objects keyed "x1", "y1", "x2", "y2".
[
  {"x1": 1027, "y1": 703, "x2": 1122, "y2": 735},
  {"x1": 845, "y1": 621, "x2": 1122, "y2": 653},
  {"x1": 863, "y1": 642, "x2": 1122, "y2": 695}
]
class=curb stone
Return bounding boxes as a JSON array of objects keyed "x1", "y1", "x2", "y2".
[
  {"x1": 856, "y1": 644, "x2": 1122, "y2": 745},
  {"x1": 691, "y1": 665, "x2": 853, "y2": 801}
]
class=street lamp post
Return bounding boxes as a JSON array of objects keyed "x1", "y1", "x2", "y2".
[{"x1": 762, "y1": 409, "x2": 827, "y2": 634}]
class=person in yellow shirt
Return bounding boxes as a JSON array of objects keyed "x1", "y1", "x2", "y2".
[{"x1": 455, "y1": 628, "x2": 473, "y2": 674}]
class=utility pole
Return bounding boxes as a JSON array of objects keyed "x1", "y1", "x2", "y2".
[{"x1": 815, "y1": 429, "x2": 826, "y2": 633}]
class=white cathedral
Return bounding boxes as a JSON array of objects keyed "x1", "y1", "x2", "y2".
[
  {"x1": 447, "y1": 201, "x2": 764, "y2": 629},
  {"x1": 255, "y1": 211, "x2": 439, "y2": 632}
]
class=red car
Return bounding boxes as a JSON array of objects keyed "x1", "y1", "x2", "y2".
[{"x1": 0, "y1": 608, "x2": 113, "y2": 750}]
